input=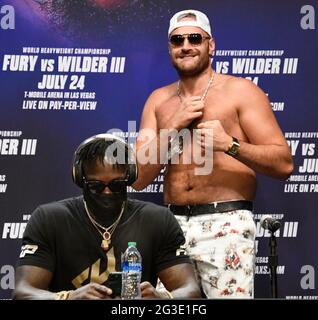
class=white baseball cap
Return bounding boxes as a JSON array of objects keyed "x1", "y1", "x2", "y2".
[{"x1": 168, "y1": 9, "x2": 212, "y2": 38}]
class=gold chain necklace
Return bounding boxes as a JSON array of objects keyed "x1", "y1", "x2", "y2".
[
  {"x1": 83, "y1": 200, "x2": 125, "y2": 251},
  {"x1": 177, "y1": 71, "x2": 215, "y2": 103},
  {"x1": 170, "y1": 71, "x2": 215, "y2": 157}
]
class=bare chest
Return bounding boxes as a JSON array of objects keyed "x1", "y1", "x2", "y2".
[{"x1": 156, "y1": 91, "x2": 239, "y2": 133}]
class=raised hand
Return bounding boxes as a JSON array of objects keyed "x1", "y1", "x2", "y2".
[
  {"x1": 197, "y1": 120, "x2": 232, "y2": 152},
  {"x1": 164, "y1": 96, "x2": 204, "y2": 130}
]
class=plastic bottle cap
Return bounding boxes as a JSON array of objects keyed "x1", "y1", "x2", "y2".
[{"x1": 128, "y1": 242, "x2": 136, "y2": 247}]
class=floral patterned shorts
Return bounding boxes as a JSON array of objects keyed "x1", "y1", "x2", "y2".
[{"x1": 175, "y1": 209, "x2": 256, "y2": 299}]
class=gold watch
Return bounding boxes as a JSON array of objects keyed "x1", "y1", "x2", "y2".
[{"x1": 225, "y1": 137, "x2": 240, "y2": 157}]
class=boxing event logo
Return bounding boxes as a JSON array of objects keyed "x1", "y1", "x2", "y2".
[{"x1": 0, "y1": 131, "x2": 37, "y2": 156}]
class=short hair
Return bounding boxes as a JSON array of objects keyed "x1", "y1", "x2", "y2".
[
  {"x1": 72, "y1": 134, "x2": 138, "y2": 187},
  {"x1": 78, "y1": 138, "x2": 128, "y2": 172}
]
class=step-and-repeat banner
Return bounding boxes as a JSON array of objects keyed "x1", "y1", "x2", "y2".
[{"x1": 0, "y1": 0, "x2": 317, "y2": 299}]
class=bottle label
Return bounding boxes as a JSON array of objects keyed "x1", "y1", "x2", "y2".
[{"x1": 123, "y1": 262, "x2": 142, "y2": 273}]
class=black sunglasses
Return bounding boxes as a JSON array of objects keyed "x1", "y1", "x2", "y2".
[
  {"x1": 169, "y1": 33, "x2": 210, "y2": 47},
  {"x1": 83, "y1": 178, "x2": 127, "y2": 194}
]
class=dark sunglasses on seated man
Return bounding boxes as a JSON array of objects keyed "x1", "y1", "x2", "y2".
[
  {"x1": 169, "y1": 33, "x2": 211, "y2": 47},
  {"x1": 83, "y1": 177, "x2": 128, "y2": 194}
]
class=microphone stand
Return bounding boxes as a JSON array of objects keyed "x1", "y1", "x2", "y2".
[{"x1": 268, "y1": 231, "x2": 278, "y2": 298}]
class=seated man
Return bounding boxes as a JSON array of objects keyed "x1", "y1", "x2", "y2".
[{"x1": 13, "y1": 133, "x2": 200, "y2": 300}]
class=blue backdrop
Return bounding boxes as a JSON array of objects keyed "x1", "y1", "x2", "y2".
[{"x1": 0, "y1": 0, "x2": 317, "y2": 299}]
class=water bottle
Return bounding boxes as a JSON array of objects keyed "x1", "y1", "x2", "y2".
[{"x1": 121, "y1": 242, "x2": 142, "y2": 299}]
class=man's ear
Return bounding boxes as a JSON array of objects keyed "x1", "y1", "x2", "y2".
[{"x1": 209, "y1": 38, "x2": 215, "y2": 57}]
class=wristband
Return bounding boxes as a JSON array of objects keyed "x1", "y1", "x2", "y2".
[
  {"x1": 165, "y1": 289, "x2": 173, "y2": 299},
  {"x1": 55, "y1": 290, "x2": 74, "y2": 300}
]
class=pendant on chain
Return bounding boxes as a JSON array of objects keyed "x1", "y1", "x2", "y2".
[{"x1": 101, "y1": 231, "x2": 111, "y2": 251}]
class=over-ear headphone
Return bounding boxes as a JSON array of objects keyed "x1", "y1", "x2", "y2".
[{"x1": 72, "y1": 133, "x2": 138, "y2": 188}]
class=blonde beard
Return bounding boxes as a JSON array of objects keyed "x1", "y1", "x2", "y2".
[{"x1": 172, "y1": 49, "x2": 211, "y2": 78}]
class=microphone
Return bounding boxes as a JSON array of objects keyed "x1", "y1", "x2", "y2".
[{"x1": 260, "y1": 215, "x2": 281, "y2": 233}]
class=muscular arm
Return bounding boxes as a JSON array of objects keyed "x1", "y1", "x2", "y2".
[
  {"x1": 199, "y1": 78, "x2": 293, "y2": 179},
  {"x1": 133, "y1": 87, "x2": 206, "y2": 190},
  {"x1": 141, "y1": 263, "x2": 201, "y2": 299},
  {"x1": 158, "y1": 263, "x2": 201, "y2": 298},
  {"x1": 13, "y1": 265, "x2": 55, "y2": 300},
  {"x1": 133, "y1": 90, "x2": 168, "y2": 190},
  {"x1": 235, "y1": 79, "x2": 293, "y2": 179},
  {"x1": 13, "y1": 265, "x2": 112, "y2": 300}
]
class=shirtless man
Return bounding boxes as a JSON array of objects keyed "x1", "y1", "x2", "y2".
[{"x1": 133, "y1": 9, "x2": 293, "y2": 299}]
